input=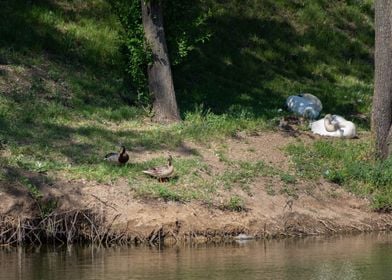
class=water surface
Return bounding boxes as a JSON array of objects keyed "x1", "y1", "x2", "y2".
[{"x1": 1, "y1": 233, "x2": 392, "y2": 280}]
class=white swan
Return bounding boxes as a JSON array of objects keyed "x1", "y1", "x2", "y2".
[
  {"x1": 286, "y1": 93, "x2": 322, "y2": 120},
  {"x1": 310, "y1": 114, "x2": 357, "y2": 138}
]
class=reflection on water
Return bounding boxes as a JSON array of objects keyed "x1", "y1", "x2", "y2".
[{"x1": 1, "y1": 233, "x2": 392, "y2": 280}]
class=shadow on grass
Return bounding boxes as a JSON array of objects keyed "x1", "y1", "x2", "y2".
[
  {"x1": 0, "y1": 114, "x2": 197, "y2": 166},
  {"x1": 0, "y1": 162, "x2": 54, "y2": 216},
  {"x1": 0, "y1": 0, "x2": 125, "y2": 108},
  {"x1": 174, "y1": 0, "x2": 373, "y2": 121},
  {"x1": 0, "y1": 0, "x2": 374, "y2": 119}
]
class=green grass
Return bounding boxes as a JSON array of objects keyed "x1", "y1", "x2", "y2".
[
  {"x1": 286, "y1": 138, "x2": 392, "y2": 211},
  {"x1": 280, "y1": 173, "x2": 297, "y2": 184},
  {"x1": 220, "y1": 161, "x2": 269, "y2": 192},
  {"x1": 280, "y1": 184, "x2": 299, "y2": 199},
  {"x1": 130, "y1": 157, "x2": 279, "y2": 206},
  {"x1": 223, "y1": 195, "x2": 245, "y2": 212},
  {"x1": 21, "y1": 177, "x2": 43, "y2": 200},
  {"x1": 175, "y1": 0, "x2": 374, "y2": 124},
  {"x1": 0, "y1": 0, "x2": 376, "y2": 121}
]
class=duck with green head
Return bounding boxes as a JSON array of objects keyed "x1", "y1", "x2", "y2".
[{"x1": 104, "y1": 145, "x2": 129, "y2": 164}]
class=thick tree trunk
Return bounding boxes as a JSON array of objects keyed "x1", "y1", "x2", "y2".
[
  {"x1": 372, "y1": 0, "x2": 392, "y2": 159},
  {"x1": 141, "y1": 0, "x2": 181, "y2": 123}
]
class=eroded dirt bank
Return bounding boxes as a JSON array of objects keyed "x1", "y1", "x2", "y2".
[{"x1": 1, "y1": 132, "x2": 392, "y2": 245}]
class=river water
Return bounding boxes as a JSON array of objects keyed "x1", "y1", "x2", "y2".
[{"x1": 1, "y1": 233, "x2": 392, "y2": 280}]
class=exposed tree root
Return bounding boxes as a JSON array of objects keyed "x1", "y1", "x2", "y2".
[
  {"x1": 0, "y1": 210, "x2": 131, "y2": 246},
  {"x1": 1, "y1": 210, "x2": 392, "y2": 246}
]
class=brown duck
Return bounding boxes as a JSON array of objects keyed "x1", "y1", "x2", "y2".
[
  {"x1": 104, "y1": 145, "x2": 129, "y2": 164},
  {"x1": 142, "y1": 155, "x2": 174, "y2": 182}
]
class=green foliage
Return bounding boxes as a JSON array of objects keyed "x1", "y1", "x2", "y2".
[
  {"x1": 109, "y1": 0, "x2": 149, "y2": 103},
  {"x1": 373, "y1": 190, "x2": 392, "y2": 213},
  {"x1": 20, "y1": 177, "x2": 58, "y2": 217},
  {"x1": 181, "y1": 106, "x2": 267, "y2": 141},
  {"x1": 109, "y1": 0, "x2": 212, "y2": 105},
  {"x1": 224, "y1": 195, "x2": 245, "y2": 212},
  {"x1": 163, "y1": 1, "x2": 212, "y2": 65},
  {"x1": 39, "y1": 199, "x2": 58, "y2": 218},
  {"x1": 21, "y1": 177, "x2": 43, "y2": 200},
  {"x1": 280, "y1": 173, "x2": 297, "y2": 184},
  {"x1": 156, "y1": 185, "x2": 182, "y2": 202}
]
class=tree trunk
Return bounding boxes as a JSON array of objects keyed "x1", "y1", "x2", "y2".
[
  {"x1": 372, "y1": 0, "x2": 392, "y2": 160},
  {"x1": 141, "y1": 0, "x2": 181, "y2": 123}
]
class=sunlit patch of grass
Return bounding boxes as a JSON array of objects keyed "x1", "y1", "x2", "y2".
[
  {"x1": 132, "y1": 182, "x2": 197, "y2": 202},
  {"x1": 286, "y1": 138, "x2": 392, "y2": 211},
  {"x1": 222, "y1": 195, "x2": 245, "y2": 212},
  {"x1": 129, "y1": 156, "x2": 215, "y2": 202},
  {"x1": 125, "y1": 156, "x2": 293, "y2": 207},
  {"x1": 28, "y1": 1, "x2": 121, "y2": 67},
  {"x1": 180, "y1": 108, "x2": 268, "y2": 141},
  {"x1": 68, "y1": 163, "x2": 131, "y2": 183},
  {"x1": 279, "y1": 173, "x2": 297, "y2": 184}
]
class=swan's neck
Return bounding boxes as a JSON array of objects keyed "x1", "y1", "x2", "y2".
[
  {"x1": 337, "y1": 122, "x2": 346, "y2": 128},
  {"x1": 324, "y1": 116, "x2": 338, "y2": 132},
  {"x1": 304, "y1": 108, "x2": 317, "y2": 120}
]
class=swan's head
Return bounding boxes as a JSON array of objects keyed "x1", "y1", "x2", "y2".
[{"x1": 324, "y1": 114, "x2": 339, "y2": 132}]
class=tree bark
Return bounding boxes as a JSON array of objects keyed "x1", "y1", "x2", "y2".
[
  {"x1": 372, "y1": 0, "x2": 392, "y2": 159},
  {"x1": 141, "y1": 0, "x2": 181, "y2": 123}
]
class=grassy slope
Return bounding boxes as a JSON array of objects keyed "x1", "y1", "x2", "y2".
[
  {"x1": 1, "y1": 0, "x2": 391, "y2": 211},
  {"x1": 175, "y1": 0, "x2": 374, "y2": 121}
]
